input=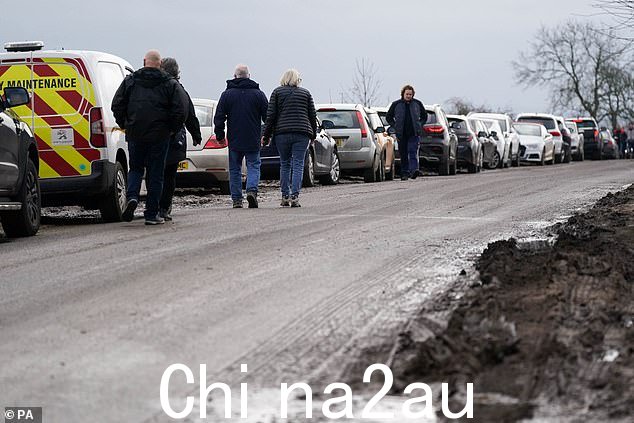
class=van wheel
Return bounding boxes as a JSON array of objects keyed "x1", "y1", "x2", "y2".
[
  {"x1": 100, "y1": 161, "x2": 127, "y2": 222},
  {"x1": 1, "y1": 159, "x2": 41, "y2": 237}
]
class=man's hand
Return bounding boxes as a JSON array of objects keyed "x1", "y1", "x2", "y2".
[
  {"x1": 261, "y1": 136, "x2": 270, "y2": 147},
  {"x1": 193, "y1": 137, "x2": 202, "y2": 146}
]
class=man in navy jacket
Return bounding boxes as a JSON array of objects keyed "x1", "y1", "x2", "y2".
[{"x1": 214, "y1": 65, "x2": 269, "y2": 208}]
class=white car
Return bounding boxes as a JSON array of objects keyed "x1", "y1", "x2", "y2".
[
  {"x1": 468, "y1": 112, "x2": 521, "y2": 167},
  {"x1": 516, "y1": 113, "x2": 566, "y2": 164},
  {"x1": 176, "y1": 98, "x2": 238, "y2": 195},
  {"x1": 513, "y1": 122, "x2": 555, "y2": 165},
  {"x1": 481, "y1": 119, "x2": 507, "y2": 169},
  {"x1": 565, "y1": 119, "x2": 585, "y2": 161}
]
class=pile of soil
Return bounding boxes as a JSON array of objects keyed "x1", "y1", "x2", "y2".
[{"x1": 389, "y1": 186, "x2": 634, "y2": 421}]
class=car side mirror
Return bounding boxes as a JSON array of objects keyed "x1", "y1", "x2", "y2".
[
  {"x1": 321, "y1": 119, "x2": 335, "y2": 130},
  {"x1": 374, "y1": 126, "x2": 385, "y2": 134},
  {"x1": 450, "y1": 122, "x2": 461, "y2": 130},
  {"x1": 4, "y1": 87, "x2": 30, "y2": 108},
  {"x1": 387, "y1": 127, "x2": 396, "y2": 136}
]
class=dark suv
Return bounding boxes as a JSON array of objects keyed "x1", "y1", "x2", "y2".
[
  {"x1": 0, "y1": 87, "x2": 40, "y2": 237},
  {"x1": 419, "y1": 104, "x2": 458, "y2": 175},
  {"x1": 570, "y1": 117, "x2": 602, "y2": 160}
]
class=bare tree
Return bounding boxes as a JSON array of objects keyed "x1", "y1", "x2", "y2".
[
  {"x1": 444, "y1": 97, "x2": 513, "y2": 115},
  {"x1": 344, "y1": 58, "x2": 383, "y2": 107},
  {"x1": 513, "y1": 20, "x2": 632, "y2": 124},
  {"x1": 594, "y1": 1, "x2": 634, "y2": 37}
]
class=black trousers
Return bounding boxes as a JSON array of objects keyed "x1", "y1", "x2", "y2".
[{"x1": 160, "y1": 162, "x2": 179, "y2": 211}]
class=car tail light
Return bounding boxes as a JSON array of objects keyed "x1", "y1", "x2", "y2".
[
  {"x1": 89, "y1": 107, "x2": 106, "y2": 147},
  {"x1": 204, "y1": 134, "x2": 227, "y2": 149},
  {"x1": 424, "y1": 124, "x2": 445, "y2": 135},
  {"x1": 549, "y1": 130, "x2": 561, "y2": 137},
  {"x1": 594, "y1": 130, "x2": 599, "y2": 139},
  {"x1": 356, "y1": 111, "x2": 368, "y2": 138},
  {"x1": 573, "y1": 119, "x2": 584, "y2": 123}
]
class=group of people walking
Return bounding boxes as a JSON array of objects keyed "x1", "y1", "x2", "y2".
[
  {"x1": 111, "y1": 49, "x2": 426, "y2": 225},
  {"x1": 111, "y1": 50, "x2": 319, "y2": 224}
]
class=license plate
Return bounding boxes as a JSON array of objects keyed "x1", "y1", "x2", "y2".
[
  {"x1": 334, "y1": 137, "x2": 346, "y2": 147},
  {"x1": 177, "y1": 161, "x2": 189, "y2": 171}
]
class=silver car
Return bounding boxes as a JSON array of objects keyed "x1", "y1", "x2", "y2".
[
  {"x1": 468, "y1": 112, "x2": 521, "y2": 167},
  {"x1": 316, "y1": 104, "x2": 386, "y2": 183},
  {"x1": 516, "y1": 113, "x2": 566, "y2": 164},
  {"x1": 176, "y1": 98, "x2": 242, "y2": 194}
]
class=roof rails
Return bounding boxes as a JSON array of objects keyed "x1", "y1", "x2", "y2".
[{"x1": 4, "y1": 41, "x2": 44, "y2": 52}]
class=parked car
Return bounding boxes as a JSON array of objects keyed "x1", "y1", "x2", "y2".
[
  {"x1": 0, "y1": 87, "x2": 40, "y2": 237},
  {"x1": 417, "y1": 104, "x2": 458, "y2": 175},
  {"x1": 447, "y1": 115, "x2": 483, "y2": 173},
  {"x1": 0, "y1": 41, "x2": 133, "y2": 221},
  {"x1": 373, "y1": 106, "x2": 390, "y2": 129},
  {"x1": 555, "y1": 116, "x2": 572, "y2": 163},
  {"x1": 366, "y1": 108, "x2": 396, "y2": 180},
  {"x1": 468, "y1": 118, "x2": 499, "y2": 170},
  {"x1": 260, "y1": 118, "x2": 341, "y2": 186},
  {"x1": 468, "y1": 112, "x2": 520, "y2": 167},
  {"x1": 316, "y1": 104, "x2": 386, "y2": 183},
  {"x1": 175, "y1": 99, "x2": 237, "y2": 194},
  {"x1": 516, "y1": 113, "x2": 567, "y2": 164},
  {"x1": 564, "y1": 119, "x2": 585, "y2": 161},
  {"x1": 514, "y1": 122, "x2": 555, "y2": 166},
  {"x1": 480, "y1": 119, "x2": 508, "y2": 169},
  {"x1": 599, "y1": 128, "x2": 620, "y2": 159},
  {"x1": 568, "y1": 117, "x2": 602, "y2": 160}
]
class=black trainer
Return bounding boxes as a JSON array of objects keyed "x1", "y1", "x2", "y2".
[
  {"x1": 401, "y1": 175, "x2": 409, "y2": 181},
  {"x1": 122, "y1": 198, "x2": 138, "y2": 222},
  {"x1": 159, "y1": 208, "x2": 172, "y2": 222},
  {"x1": 246, "y1": 191, "x2": 258, "y2": 208},
  {"x1": 290, "y1": 195, "x2": 301, "y2": 208},
  {"x1": 233, "y1": 199, "x2": 243, "y2": 208},
  {"x1": 411, "y1": 170, "x2": 422, "y2": 180},
  {"x1": 144, "y1": 215, "x2": 165, "y2": 225}
]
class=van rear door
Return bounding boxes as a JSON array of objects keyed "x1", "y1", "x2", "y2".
[{"x1": 0, "y1": 56, "x2": 101, "y2": 180}]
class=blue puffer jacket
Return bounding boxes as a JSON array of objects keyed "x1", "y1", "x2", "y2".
[
  {"x1": 213, "y1": 78, "x2": 269, "y2": 152},
  {"x1": 386, "y1": 98, "x2": 428, "y2": 139}
]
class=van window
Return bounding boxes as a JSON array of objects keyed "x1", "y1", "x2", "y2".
[{"x1": 97, "y1": 62, "x2": 124, "y2": 112}]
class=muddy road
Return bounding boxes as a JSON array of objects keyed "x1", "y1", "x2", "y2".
[{"x1": 0, "y1": 160, "x2": 632, "y2": 422}]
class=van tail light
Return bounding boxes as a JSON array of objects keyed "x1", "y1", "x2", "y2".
[
  {"x1": 355, "y1": 111, "x2": 368, "y2": 138},
  {"x1": 424, "y1": 124, "x2": 445, "y2": 135},
  {"x1": 549, "y1": 130, "x2": 561, "y2": 137},
  {"x1": 89, "y1": 107, "x2": 106, "y2": 147},
  {"x1": 204, "y1": 134, "x2": 227, "y2": 149}
]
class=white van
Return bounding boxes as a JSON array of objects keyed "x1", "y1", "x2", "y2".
[{"x1": 0, "y1": 41, "x2": 133, "y2": 221}]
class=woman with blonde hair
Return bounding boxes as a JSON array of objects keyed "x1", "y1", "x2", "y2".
[{"x1": 262, "y1": 69, "x2": 317, "y2": 207}]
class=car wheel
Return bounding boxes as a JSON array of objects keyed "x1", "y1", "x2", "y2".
[
  {"x1": 218, "y1": 181, "x2": 231, "y2": 195},
  {"x1": 477, "y1": 148, "x2": 483, "y2": 173},
  {"x1": 438, "y1": 153, "x2": 450, "y2": 176},
  {"x1": 375, "y1": 153, "x2": 386, "y2": 182},
  {"x1": 563, "y1": 147, "x2": 572, "y2": 163},
  {"x1": 320, "y1": 150, "x2": 340, "y2": 185},
  {"x1": 489, "y1": 151, "x2": 500, "y2": 169},
  {"x1": 539, "y1": 148, "x2": 545, "y2": 166},
  {"x1": 100, "y1": 161, "x2": 127, "y2": 222},
  {"x1": 512, "y1": 149, "x2": 520, "y2": 167},
  {"x1": 1, "y1": 159, "x2": 41, "y2": 237},
  {"x1": 449, "y1": 150, "x2": 457, "y2": 175},
  {"x1": 363, "y1": 154, "x2": 378, "y2": 183},
  {"x1": 385, "y1": 156, "x2": 395, "y2": 181},
  {"x1": 302, "y1": 150, "x2": 315, "y2": 187}
]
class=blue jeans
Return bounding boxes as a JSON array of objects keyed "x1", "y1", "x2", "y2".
[
  {"x1": 275, "y1": 133, "x2": 310, "y2": 197},
  {"x1": 127, "y1": 139, "x2": 169, "y2": 219},
  {"x1": 398, "y1": 136, "x2": 421, "y2": 176},
  {"x1": 228, "y1": 149, "x2": 261, "y2": 201}
]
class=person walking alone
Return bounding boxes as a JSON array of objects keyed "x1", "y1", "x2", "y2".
[
  {"x1": 262, "y1": 69, "x2": 317, "y2": 208},
  {"x1": 386, "y1": 85, "x2": 427, "y2": 181},
  {"x1": 158, "y1": 57, "x2": 202, "y2": 221},
  {"x1": 213, "y1": 65, "x2": 269, "y2": 208},
  {"x1": 112, "y1": 49, "x2": 188, "y2": 225}
]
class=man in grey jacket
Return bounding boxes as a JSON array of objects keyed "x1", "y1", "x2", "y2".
[{"x1": 386, "y1": 85, "x2": 428, "y2": 181}]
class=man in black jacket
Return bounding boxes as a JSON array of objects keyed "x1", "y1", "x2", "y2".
[
  {"x1": 213, "y1": 64, "x2": 269, "y2": 208},
  {"x1": 112, "y1": 50, "x2": 188, "y2": 225},
  {"x1": 386, "y1": 85, "x2": 428, "y2": 181}
]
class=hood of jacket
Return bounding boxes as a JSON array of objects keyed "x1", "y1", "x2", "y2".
[
  {"x1": 133, "y1": 67, "x2": 172, "y2": 88},
  {"x1": 226, "y1": 78, "x2": 260, "y2": 90}
]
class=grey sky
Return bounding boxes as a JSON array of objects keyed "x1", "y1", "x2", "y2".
[{"x1": 2, "y1": 0, "x2": 605, "y2": 112}]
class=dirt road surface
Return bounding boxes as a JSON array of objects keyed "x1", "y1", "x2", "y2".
[{"x1": 0, "y1": 160, "x2": 632, "y2": 422}]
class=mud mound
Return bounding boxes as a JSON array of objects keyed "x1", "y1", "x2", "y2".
[{"x1": 390, "y1": 186, "x2": 634, "y2": 421}]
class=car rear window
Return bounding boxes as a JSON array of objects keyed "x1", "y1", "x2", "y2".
[
  {"x1": 424, "y1": 111, "x2": 438, "y2": 125},
  {"x1": 516, "y1": 117, "x2": 556, "y2": 130},
  {"x1": 377, "y1": 112, "x2": 389, "y2": 127},
  {"x1": 316, "y1": 110, "x2": 360, "y2": 129},
  {"x1": 448, "y1": 118, "x2": 469, "y2": 135},
  {"x1": 195, "y1": 105, "x2": 213, "y2": 127},
  {"x1": 514, "y1": 124, "x2": 542, "y2": 137},
  {"x1": 575, "y1": 120, "x2": 597, "y2": 130}
]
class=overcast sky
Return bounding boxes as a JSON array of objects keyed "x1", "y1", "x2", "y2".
[{"x1": 2, "y1": 0, "x2": 606, "y2": 112}]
